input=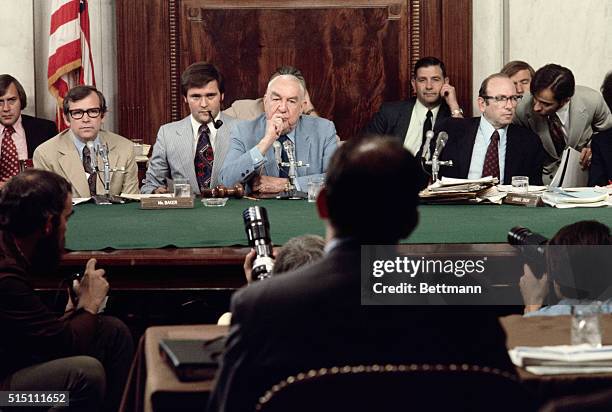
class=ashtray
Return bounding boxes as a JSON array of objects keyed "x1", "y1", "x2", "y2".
[{"x1": 201, "y1": 197, "x2": 228, "y2": 207}]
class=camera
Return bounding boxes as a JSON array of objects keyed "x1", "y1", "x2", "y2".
[
  {"x1": 507, "y1": 226, "x2": 549, "y2": 277},
  {"x1": 243, "y1": 206, "x2": 274, "y2": 280}
]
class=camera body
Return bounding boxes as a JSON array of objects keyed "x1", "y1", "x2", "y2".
[
  {"x1": 507, "y1": 226, "x2": 549, "y2": 277},
  {"x1": 243, "y1": 206, "x2": 274, "y2": 280}
]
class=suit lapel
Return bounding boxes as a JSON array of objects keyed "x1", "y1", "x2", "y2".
[
  {"x1": 211, "y1": 113, "x2": 230, "y2": 186},
  {"x1": 58, "y1": 131, "x2": 91, "y2": 197},
  {"x1": 504, "y1": 125, "x2": 520, "y2": 184},
  {"x1": 295, "y1": 118, "x2": 312, "y2": 176},
  {"x1": 527, "y1": 111, "x2": 558, "y2": 160},
  {"x1": 459, "y1": 118, "x2": 480, "y2": 178},
  {"x1": 567, "y1": 99, "x2": 589, "y2": 148},
  {"x1": 396, "y1": 100, "x2": 415, "y2": 139},
  {"x1": 175, "y1": 117, "x2": 198, "y2": 189}
]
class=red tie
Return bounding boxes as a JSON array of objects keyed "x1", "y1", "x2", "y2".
[
  {"x1": 481, "y1": 130, "x2": 500, "y2": 179},
  {"x1": 0, "y1": 126, "x2": 19, "y2": 181}
]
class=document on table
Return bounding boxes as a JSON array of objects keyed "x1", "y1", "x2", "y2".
[{"x1": 550, "y1": 147, "x2": 589, "y2": 188}]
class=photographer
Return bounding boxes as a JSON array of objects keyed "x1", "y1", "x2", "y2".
[
  {"x1": 0, "y1": 170, "x2": 133, "y2": 412},
  {"x1": 519, "y1": 221, "x2": 612, "y2": 316}
]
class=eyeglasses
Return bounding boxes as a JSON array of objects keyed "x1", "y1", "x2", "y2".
[
  {"x1": 0, "y1": 97, "x2": 18, "y2": 108},
  {"x1": 481, "y1": 95, "x2": 523, "y2": 106},
  {"x1": 68, "y1": 108, "x2": 102, "y2": 119}
]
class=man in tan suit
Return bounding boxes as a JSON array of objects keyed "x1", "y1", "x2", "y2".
[{"x1": 34, "y1": 86, "x2": 138, "y2": 197}]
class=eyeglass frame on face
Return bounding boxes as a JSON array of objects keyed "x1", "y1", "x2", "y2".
[
  {"x1": 68, "y1": 107, "x2": 103, "y2": 119},
  {"x1": 0, "y1": 97, "x2": 19, "y2": 108},
  {"x1": 480, "y1": 94, "x2": 523, "y2": 106}
]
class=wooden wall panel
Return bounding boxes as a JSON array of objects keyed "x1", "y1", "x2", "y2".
[{"x1": 116, "y1": 0, "x2": 472, "y2": 145}]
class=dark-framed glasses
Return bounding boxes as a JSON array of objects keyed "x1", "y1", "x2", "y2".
[
  {"x1": 68, "y1": 108, "x2": 102, "y2": 119},
  {"x1": 481, "y1": 95, "x2": 523, "y2": 105}
]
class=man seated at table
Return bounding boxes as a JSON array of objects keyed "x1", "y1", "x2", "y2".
[
  {"x1": 520, "y1": 220, "x2": 612, "y2": 316},
  {"x1": 142, "y1": 62, "x2": 238, "y2": 195},
  {"x1": 0, "y1": 169, "x2": 133, "y2": 412},
  {"x1": 33, "y1": 85, "x2": 139, "y2": 198},
  {"x1": 437, "y1": 73, "x2": 545, "y2": 185},
  {"x1": 0, "y1": 74, "x2": 57, "y2": 185},
  {"x1": 223, "y1": 66, "x2": 319, "y2": 120},
  {"x1": 208, "y1": 135, "x2": 514, "y2": 412},
  {"x1": 219, "y1": 72, "x2": 337, "y2": 194}
]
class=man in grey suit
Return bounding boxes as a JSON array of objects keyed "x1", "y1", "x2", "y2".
[
  {"x1": 141, "y1": 62, "x2": 237, "y2": 194},
  {"x1": 514, "y1": 64, "x2": 612, "y2": 183},
  {"x1": 220, "y1": 73, "x2": 337, "y2": 194}
]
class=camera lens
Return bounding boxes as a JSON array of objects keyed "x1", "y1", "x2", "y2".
[{"x1": 243, "y1": 206, "x2": 274, "y2": 280}]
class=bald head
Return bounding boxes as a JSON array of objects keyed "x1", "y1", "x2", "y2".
[{"x1": 323, "y1": 135, "x2": 421, "y2": 243}]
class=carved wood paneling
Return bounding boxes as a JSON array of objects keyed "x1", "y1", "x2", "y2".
[{"x1": 116, "y1": 0, "x2": 472, "y2": 145}]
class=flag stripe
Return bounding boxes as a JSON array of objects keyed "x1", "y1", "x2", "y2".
[{"x1": 49, "y1": 0, "x2": 80, "y2": 33}]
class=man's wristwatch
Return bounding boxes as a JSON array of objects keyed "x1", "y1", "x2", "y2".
[{"x1": 451, "y1": 108, "x2": 464, "y2": 116}]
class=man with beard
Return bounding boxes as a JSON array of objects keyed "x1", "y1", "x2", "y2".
[
  {"x1": 220, "y1": 73, "x2": 337, "y2": 194},
  {"x1": 0, "y1": 170, "x2": 133, "y2": 412}
]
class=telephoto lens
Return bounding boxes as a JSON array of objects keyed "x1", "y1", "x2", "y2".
[
  {"x1": 243, "y1": 206, "x2": 275, "y2": 280},
  {"x1": 507, "y1": 226, "x2": 549, "y2": 277}
]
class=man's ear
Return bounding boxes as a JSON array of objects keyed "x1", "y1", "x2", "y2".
[
  {"x1": 62, "y1": 113, "x2": 71, "y2": 127},
  {"x1": 316, "y1": 187, "x2": 329, "y2": 219},
  {"x1": 43, "y1": 215, "x2": 54, "y2": 236}
]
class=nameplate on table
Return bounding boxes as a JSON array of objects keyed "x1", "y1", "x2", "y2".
[
  {"x1": 140, "y1": 197, "x2": 194, "y2": 209},
  {"x1": 503, "y1": 193, "x2": 543, "y2": 207}
]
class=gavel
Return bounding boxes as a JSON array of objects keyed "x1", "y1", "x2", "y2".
[{"x1": 201, "y1": 184, "x2": 245, "y2": 198}]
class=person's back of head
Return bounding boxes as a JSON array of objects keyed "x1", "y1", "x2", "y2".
[
  {"x1": 273, "y1": 235, "x2": 325, "y2": 274},
  {"x1": 531, "y1": 64, "x2": 575, "y2": 102},
  {"x1": 323, "y1": 134, "x2": 421, "y2": 244},
  {"x1": 0, "y1": 169, "x2": 71, "y2": 238},
  {"x1": 546, "y1": 220, "x2": 611, "y2": 300}
]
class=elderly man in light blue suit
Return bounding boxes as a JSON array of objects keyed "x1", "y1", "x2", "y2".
[
  {"x1": 220, "y1": 74, "x2": 337, "y2": 194},
  {"x1": 142, "y1": 62, "x2": 237, "y2": 195}
]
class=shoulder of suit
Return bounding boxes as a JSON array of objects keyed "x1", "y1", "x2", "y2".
[
  {"x1": 157, "y1": 116, "x2": 191, "y2": 134},
  {"x1": 379, "y1": 99, "x2": 415, "y2": 111},
  {"x1": 299, "y1": 114, "x2": 334, "y2": 128},
  {"x1": 21, "y1": 114, "x2": 55, "y2": 127},
  {"x1": 573, "y1": 85, "x2": 604, "y2": 102},
  {"x1": 99, "y1": 130, "x2": 134, "y2": 147}
]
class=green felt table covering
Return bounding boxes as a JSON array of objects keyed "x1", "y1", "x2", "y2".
[{"x1": 65, "y1": 199, "x2": 612, "y2": 251}]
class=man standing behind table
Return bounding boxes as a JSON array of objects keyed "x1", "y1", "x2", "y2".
[
  {"x1": 514, "y1": 64, "x2": 612, "y2": 184},
  {"x1": 437, "y1": 73, "x2": 544, "y2": 185},
  {"x1": 142, "y1": 62, "x2": 238, "y2": 195},
  {"x1": 0, "y1": 74, "x2": 57, "y2": 185},
  {"x1": 220, "y1": 73, "x2": 337, "y2": 194},
  {"x1": 33, "y1": 85, "x2": 139, "y2": 197},
  {"x1": 362, "y1": 56, "x2": 464, "y2": 157}
]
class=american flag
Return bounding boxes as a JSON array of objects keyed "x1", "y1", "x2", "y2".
[{"x1": 47, "y1": 0, "x2": 96, "y2": 131}]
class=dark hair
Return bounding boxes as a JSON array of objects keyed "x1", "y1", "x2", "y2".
[
  {"x1": 602, "y1": 71, "x2": 612, "y2": 112},
  {"x1": 270, "y1": 66, "x2": 307, "y2": 89},
  {"x1": 478, "y1": 73, "x2": 511, "y2": 98},
  {"x1": 413, "y1": 56, "x2": 446, "y2": 78},
  {"x1": 500, "y1": 60, "x2": 535, "y2": 79},
  {"x1": 0, "y1": 170, "x2": 71, "y2": 237},
  {"x1": 62, "y1": 85, "x2": 107, "y2": 115},
  {"x1": 181, "y1": 62, "x2": 225, "y2": 97},
  {"x1": 531, "y1": 64, "x2": 575, "y2": 102},
  {"x1": 0, "y1": 74, "x2": 27, "y2": 110},
  {"x1": 547, "y1": 221, "x2": 611, "y2": 299},
  {"x1": 273, "y1": 235, "x2": 325, "y2": 274},
  {"x1": 324, "y1": 135, "x2": 420, "y2": 243}
]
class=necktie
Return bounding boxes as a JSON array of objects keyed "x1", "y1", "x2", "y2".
[
  {"x1": 547, "y1": 114, "x2": 567, "y2": 157},
  {"x1": 277, "y1": 135, "x2": 290, "y2": 178},
  {"x1": 82, "y1": 145, "x2": 97, "y2": 196},
  {"x1": 0, "y1": 126, "x2": 19, "y2": 181},
  {"x1": 420, "y1": 110, "x2": 433, "y2": 153},
  {"x1": 195, "y1": 124, "x2": 213, "y2": 190},
  {"x1": 482, "y1": 130, "x2": 500, "y2": 179}
]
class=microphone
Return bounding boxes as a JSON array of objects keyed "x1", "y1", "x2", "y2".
[
  {"x1": 422, "y1": 130, "x2": 435, "y2": 160},
  {"x1": 273, "y1": 141, "x2": 282, "y2": 166},
  {"x1": 86, "y1": 141, "x2": 97, "y2": 172},
  {"x1": 432, "y1": 131, "x2": 449, "y2": 159},
  {"x1": 207, "y1": 111, "x2": 223, "y2": 129}
]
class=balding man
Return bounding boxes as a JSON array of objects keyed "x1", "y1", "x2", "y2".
[{"x1": 220, "y1": 73, "x2": 337, "y2": 194}]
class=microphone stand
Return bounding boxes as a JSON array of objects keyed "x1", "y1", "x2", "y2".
[
  {"x1": 425, "y1": 134, "x2": 454, "y2": 183},
  {"x1": 278, "y1": 140, "x2": 309, "y2": 200},
  {"x1": 91, "y1": 143, "x2": 128, "y2": 205}
]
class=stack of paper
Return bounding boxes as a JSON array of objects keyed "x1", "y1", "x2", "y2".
[
  {"x1": 419, "y1": 176, "x2": 502, "y2": 204},
  {"x1": 541, "y1": 188, "x2": 610, "y2": 208},
  {"x1": 509, "y1": 345, "x2": 612, "y2": 375}
]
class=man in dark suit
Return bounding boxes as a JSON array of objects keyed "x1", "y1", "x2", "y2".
[
  {"x1": 0, "y1": 75, "x2": 56, "y2": 183},
  {"x1": 362, "y1": 56, "x2": 464, "y2": 156},
  {"x1": 588, "y1": 128, "x2": 612, "y2": 186},
  {"x1": 438, "y1": 73, "x2": 544, "y2": 185},
  {"x1": 208, "y1": 135, "x2": 515, "y2": 412}
]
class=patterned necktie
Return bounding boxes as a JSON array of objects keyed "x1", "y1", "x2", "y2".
[
  {"x1": 481, "y1": 130, "x2": 500, "y2": 179},
  {"x1": 195, "y1": 124, "x2": 213, "y2": 190},
  {"x1": 421, "y1": 110, "x2": 433, "y2": 152},
  {"x1": 547, "y1": 113, "x2": 567, "y2": 157},
  {"x1": 277, "y1": 135, "x2": 290, "y2": 178},
  {"x1": 0, "y1": 126, "x2": 19, "y2": 181},
  {"x1": 82, "y1": 145, "x2": 97, "y2": 196}
]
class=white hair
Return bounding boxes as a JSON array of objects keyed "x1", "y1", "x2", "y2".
[{"x1": 266, "y1": 74, "x2": 305, "y2": 100}]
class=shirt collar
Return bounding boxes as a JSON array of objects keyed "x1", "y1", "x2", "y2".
[
  {"x1": 556, "y1": 101, "x2": 570, "y2": 127},
  {"x1": 479, "y1": 115, "x2": 508, "y2": 141},
  {"x1": 191, "y1": 113, "x2": 221, "y2": 137},
  {"x1": 414, "y1": 99, "x2": 440, "y2": 122},
  {"x1": 0, "y1": 115, "x2": 23, "y2": 134},
  {"x1": 72, "y1": 131, "x2": 101, "y2": 158}
]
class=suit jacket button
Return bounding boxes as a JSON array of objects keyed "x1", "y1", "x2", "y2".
[
  {"x1": 246, "y1": 169, "x2": 249, "y2": 173},
  {"x1": 241, "y1": 173, "x2": 245, "y2": 177}
]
